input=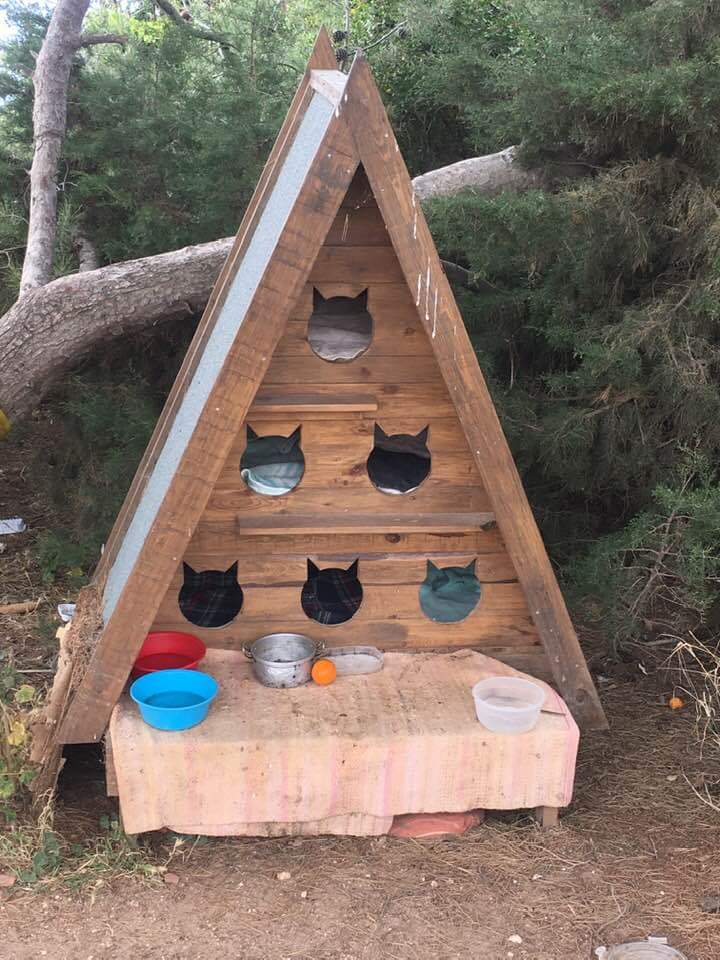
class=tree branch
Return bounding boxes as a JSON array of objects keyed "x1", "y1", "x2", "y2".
[
  {"x1": 77, "y1": 32, "x2": 128, "y2": 48},
  {"x1": 153, "y1": 0, "x2": 237, "y2": 51},
  {"x1": 439, "y1": 260, "x2": 497, "y2": 295}
]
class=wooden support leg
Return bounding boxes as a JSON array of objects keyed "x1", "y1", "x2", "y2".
[
  {"x1": 535, "y1": 806, "x2": 559, "y2": 828},
  {"x1": 118, "y1": 810, "x2": 139, "y2": 848},
  {"x1": 104, "y1": 734, "x2": 118, "y2": 797}
]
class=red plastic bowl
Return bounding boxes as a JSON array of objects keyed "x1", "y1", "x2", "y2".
[{"x1": 131, "y1": 631, "x2": 206, "y2": 678}]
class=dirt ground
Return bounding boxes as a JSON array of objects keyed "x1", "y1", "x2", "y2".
[
  {"x1": 2, "y1": 424, "x2": 720, "y2": 960},
  {"x1": 0, "y1": 680, "x2": 717, "y2": 960}
]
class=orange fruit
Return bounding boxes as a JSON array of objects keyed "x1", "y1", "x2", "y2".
[
  {"x1": 311, "y1": 659, "x2": 337, "y2": 686},
  {"x1": 668, "y1": 695, "x2": 684, "y2": 710}
]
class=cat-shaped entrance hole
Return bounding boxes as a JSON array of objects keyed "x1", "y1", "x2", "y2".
[
  {"x1": 178, "y1": 561, "x2": 244, "y2": 627},
  {"x1": 308, "y1": 289, "x2": 373, "y2": 362},
  {"x1": 419, "y1": 559, "x2": 481, "y2": 623},
  {"x1": 367, "y1": 424, "x2": 431, "y2": 495},
  {"x1": 301, "y1": 559, "x2": 363, "y2": 625},
  {"x1": 240, "y1": 425, "x2": 305, "y2": 496}
]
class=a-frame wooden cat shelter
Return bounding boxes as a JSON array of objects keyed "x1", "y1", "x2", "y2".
[{"x1": 49, "y1": 30, "x2": 606, "y2": 768}]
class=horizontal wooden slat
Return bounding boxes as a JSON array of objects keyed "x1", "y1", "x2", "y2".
[
  {"x1": 249, "y1": 393, "x2": 378, "y2": 414},
  {"x1": 324, "y1": 205, "x2": 389, "y2": 245},
  {"x1": 230, "y1": 416, "x2": 476, "y2": 453},
  {"x1": 308, "y1": 246, "x2": 403, "y2": 283},
  {"x1": 276, "y1": 319, "x2": 432, "y2": 359},
  {"x1": 234, "y1": 512, "x2": 495, "y2": 535},
  {"x1": 157, "y1": 579, "x2": 526, "y2": 623},
  {"x1": 263, "y1": 355, "x2": 442, "y2": 384},
  {"x1": 291, "y1": 282, "x2": 412, "y2": 313},
  {"x1": 243, "y1": 383, "x2": 460, "y2": 420},
  {"x1": 203, "y1": 483, "x2": 492, "y2": 520},
  {"x1": 179, "y1": 551, "x2": 518, "y2": 585},
  {"x1": 150, "y1": 613, "x2": 541, "y2": 652},
  {"x1": 188, "y1": 527, "x2": 511, "y2": 559}
]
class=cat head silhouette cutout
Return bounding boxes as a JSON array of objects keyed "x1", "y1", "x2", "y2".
[
  {"x1": 301, "y1": 558, "x2": 363, "y2": 625},
  {"x1": 179, "y1": 561, "x2": 244, "y2": 627},
  {"x1": 313, "y1": 289, "x2": 368, "y2": 310},
  {"x1": 240, "y1": 425, "x2": 304, "y2": 496},
  {"x1": 308, "y1": 288, "x2": 373, "y2": 362},
  {"x1": 419, "y1": 559, "x2": 481, "y2": 623},
  {"x1": 367, "y1": 424, "x2": 431, "y2": 494}
]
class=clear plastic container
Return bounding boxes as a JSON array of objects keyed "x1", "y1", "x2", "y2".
[{"x1": 472, "y1": 676, "x2": 544, "y2": 733}]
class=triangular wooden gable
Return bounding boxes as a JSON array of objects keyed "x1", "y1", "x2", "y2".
[{"x1": 58, "y1": 32, "x2": 606, "y2": 743}]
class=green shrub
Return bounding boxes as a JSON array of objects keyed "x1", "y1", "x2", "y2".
[
  {"x1": 570, "y1": 452, "x2": 720, "y2": 653},
  {"x1": 31, "y1": 372, "x2": 164, "y2": 582},
  {"x1": 0, "y1": 658, "x2": 38, "y2": 818}
]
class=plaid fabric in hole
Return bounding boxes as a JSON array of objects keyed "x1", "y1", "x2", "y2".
[
  {"x1": 301, "y1": 567, "x2": 363, "y2": 625},
  {"x1": 179, "y1": 569, "x2": 244, "y2": 628}
]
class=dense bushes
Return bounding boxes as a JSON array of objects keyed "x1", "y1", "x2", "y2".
[
  {"x1": 392, "y1": 0, "x2": 720, "y2": 652},
  {"x1": 4, "y1": 0, "x2": 720, "y2": 663}
]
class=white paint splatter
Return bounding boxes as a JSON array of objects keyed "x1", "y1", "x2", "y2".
[
  {"x1": 413, "y1": 209, "x2": 417, "y2": 239},
  {"x1": 425, "y1": 263, "x2": 431, "y2": 320},
  {"x1": 432, "y1": 288, "x2": 438, "y2": 339},
  {"x1": 341, "y1": 213, "x2": 350, "y2": 242},
  {"x1": 416, "y1": 273, "x2": 422, "y2": 306}
]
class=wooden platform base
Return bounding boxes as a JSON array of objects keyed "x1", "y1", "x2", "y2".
[{"x1": 107, "y1": 650, "x2": 579, "y2": 836}]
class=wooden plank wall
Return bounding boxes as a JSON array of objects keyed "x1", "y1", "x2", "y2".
[{"x1": 150, "y1": 170, "x2": 547, "y2": 677}]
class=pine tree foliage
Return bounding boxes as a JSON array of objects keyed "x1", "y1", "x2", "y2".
[{"x1": 402, "y1": 0, "x2": 720, "y2": 650}]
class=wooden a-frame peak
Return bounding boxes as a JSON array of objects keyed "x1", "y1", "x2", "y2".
[{"x1": 54, "y1": 40, "x2": 605, "y2": 747}]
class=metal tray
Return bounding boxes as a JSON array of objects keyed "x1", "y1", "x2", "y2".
[{"x1": 324, "y1": 646, "x2": 384, "y2": 676}]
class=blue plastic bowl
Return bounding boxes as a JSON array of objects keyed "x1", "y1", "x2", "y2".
[{"x1": 130, "y1": 668, "x2": 219, "y2": 731}]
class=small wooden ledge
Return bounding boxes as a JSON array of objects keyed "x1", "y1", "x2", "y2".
[
  {"x1": 249, "y1": 393, "x2": 378, "y2": 415},
  {"x1": 236, "y1": 512, "x2": 496, "y2": 536}
]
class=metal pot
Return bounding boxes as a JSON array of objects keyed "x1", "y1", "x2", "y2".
[{"x1": 243, "y1": 633, "x2": 322, "y2": 688}]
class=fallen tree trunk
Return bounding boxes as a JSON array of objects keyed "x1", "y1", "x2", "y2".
[
  {"x1": 0, "y1": 147, "x2": 580, "y2": 422},
  {"x1": 412, "y1": 146, "x2": 543, "y2": 200},
  {"x1": 0, "y1": 238, "x2": 233, "y2": 419}
]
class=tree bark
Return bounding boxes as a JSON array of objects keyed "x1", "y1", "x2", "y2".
[
  {"x1": 72, "y1": 229, "x2": 100, "y2": 272},
  {"x1": 0, "y1": 238, "x2": 233, "y2": 419},
  {"x1": 0, "y1": 149, "x2": 579, "y2": 422},
  {"x1": 412, "y1": 146, "x2": 543, "y2": 201},
  {"x1": 78, "y1": 33, "x2": 128, "y2": 48},
  {"x1": 20, "y1": 0, "x2": 92, "y2": 296}
]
